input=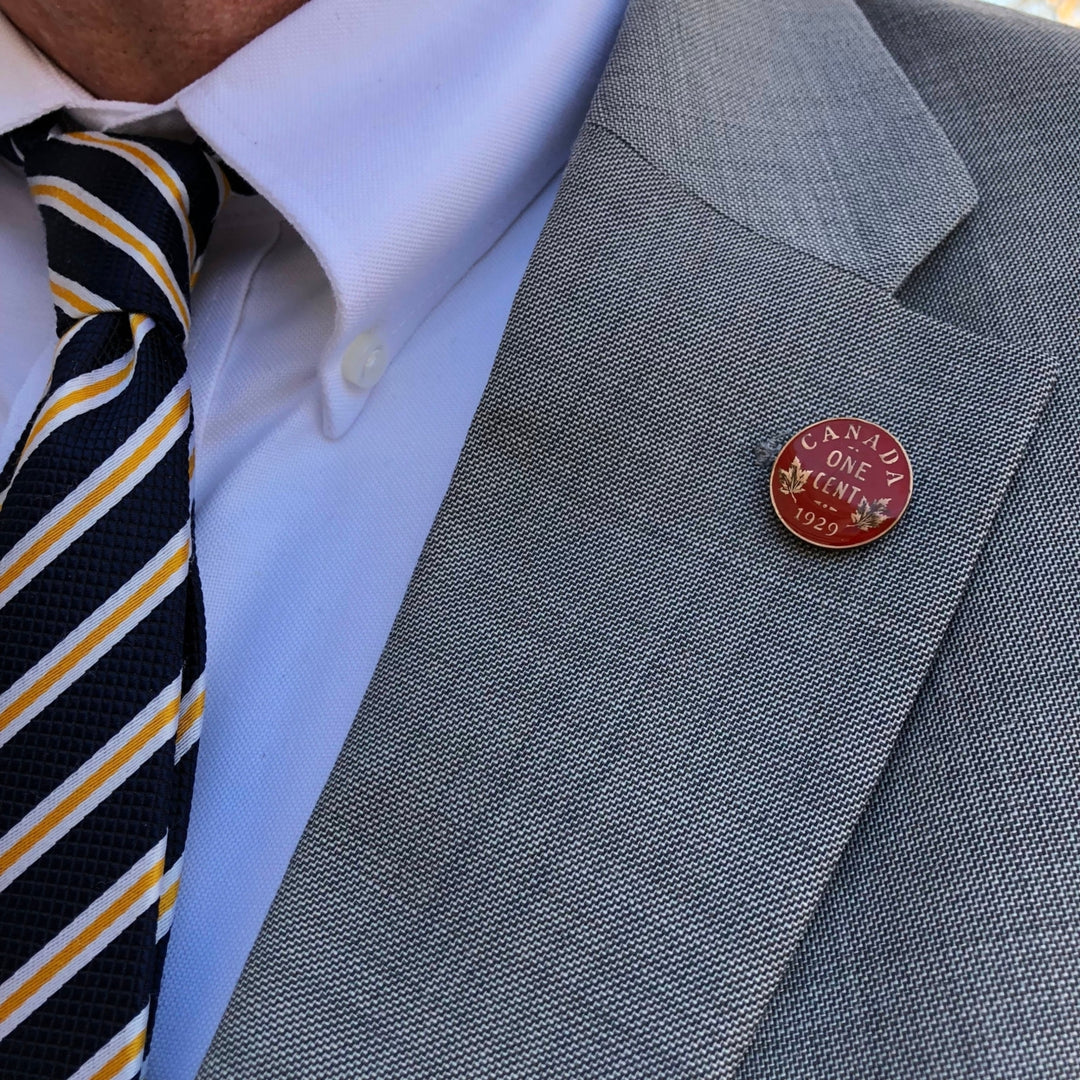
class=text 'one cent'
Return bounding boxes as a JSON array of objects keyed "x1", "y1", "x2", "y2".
[{"x1": 770, "y1": 417, "x2": 913, "y2": 549}]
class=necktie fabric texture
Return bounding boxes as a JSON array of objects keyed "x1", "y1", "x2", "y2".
[{"x1": 0, "y1": 116, "x2": 237, "y2": 1079}]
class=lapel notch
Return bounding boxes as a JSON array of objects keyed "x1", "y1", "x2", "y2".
[{"x1": 590, "y1": 0, "x2": 977, "y2": 291}]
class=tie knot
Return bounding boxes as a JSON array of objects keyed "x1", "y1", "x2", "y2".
[{"x1": 2, "y1": 114, "x2": 242, "y2": 342}]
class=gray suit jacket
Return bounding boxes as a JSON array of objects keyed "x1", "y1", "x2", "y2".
[{"x1": 199, "y1": 0, "x2": 1080, "y2": 1075}]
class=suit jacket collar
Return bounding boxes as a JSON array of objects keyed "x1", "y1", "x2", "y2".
[{"x1": 590, "y1": 0, "x2": 977, "y2": 290}]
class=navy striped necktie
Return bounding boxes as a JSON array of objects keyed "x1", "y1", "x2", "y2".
[{"x1": 0, "y1": 114, "x2": 244, "y2": 1078}]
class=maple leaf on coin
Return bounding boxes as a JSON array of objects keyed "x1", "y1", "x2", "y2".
[
  {"x1": 778, "y1": 455, "x2": 812, "y2": 500},
  {"x1": 850, "y1": 496, "x2": 892, "y2": 531}
]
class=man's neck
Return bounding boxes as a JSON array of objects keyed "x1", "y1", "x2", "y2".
[{"x1": 0, "y1": 0, "x2": 308, "y2": 103}]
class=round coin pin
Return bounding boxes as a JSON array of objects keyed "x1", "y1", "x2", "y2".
[{"x1": 770, "y1": 417, "x2": 913, "y2": 548}]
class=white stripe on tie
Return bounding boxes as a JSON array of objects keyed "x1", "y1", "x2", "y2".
[
  {"x1": 0, "y1": 839, "x2": 166, "y2": 1040},
  {"x1": 0, "y1": 318, "x2": 95, "y2": 514},
  {"x1": 48, "y1": 269, "x2": 119, "y2": 318},
  {"x1": 58, "y1": 133, "x2": 196, "y2": 271},
  {"x1": 0, "y1": 526, "x2": 190, "y2": 751},
  {"x1": 0, "y1": 678, "x2": 181, "y2": 892},
  {"x1": 65, "y1": 1005, "x2": 149, "y2": 1080},
  {"x1": 0, "y1": 378, "x2": 189, "y2": 609},
  {"x1": 175, "y1": 672, "x2": 206, "y2": 762},
  {"x1": 29, "y1": 175, "x2": 190, "y2": 333},
  {"x1": 7, "y1": 317, "x2": 151, "y2": 475},
  {"x1": 155, "y1": 857, "x2": 183, "y2": 942}
]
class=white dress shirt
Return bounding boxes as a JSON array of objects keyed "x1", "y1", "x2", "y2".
[{"x1": 0, "y1": 1, "x2": 627, "y2": 1074}]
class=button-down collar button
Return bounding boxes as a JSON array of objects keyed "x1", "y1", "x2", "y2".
[{"x1": 340, "y1": 332, "x2": 389, "y2": 389}]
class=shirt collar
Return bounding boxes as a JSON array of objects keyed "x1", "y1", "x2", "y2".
[{"x1": 0, "y1": 0, "x2": 627, "y2": 436}]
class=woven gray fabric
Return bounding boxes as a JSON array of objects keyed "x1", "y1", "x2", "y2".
[
  {"x1": 587, "y1": 0, "x2": 977, "y2": 291},
  {"x1": 198, "y1": 0, "x2": 1077, "y2": 1076},
  {"x1": 736, "y1": 1, "x2": 1080, "y2": 1077}
]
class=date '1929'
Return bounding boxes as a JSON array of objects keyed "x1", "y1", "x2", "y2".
[{"x1": 769, "y1": 417, "x2": 913, "y2": 549}]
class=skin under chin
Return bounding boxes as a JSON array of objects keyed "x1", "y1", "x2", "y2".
[{"x1": 0, "y1": 0, "x2": 309, "y2": 102}]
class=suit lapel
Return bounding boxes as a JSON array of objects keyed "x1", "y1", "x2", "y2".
[
  {"x1": 589, "y1": 0, "x2": 977, "y2": 290},
  {"x1": 199, "y1": 2, "x2": 1060, "y2": 1076}
]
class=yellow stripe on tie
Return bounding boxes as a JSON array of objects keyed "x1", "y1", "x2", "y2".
[
  {"x1": 66, "y1": 132, "x2": 197, "y2": 270},
  {"x1": 0, "y1": 857, "x2": 164, "y2": 1025},
  {"x1": 25, "y1": 355, "x2": 137, "y2": 450},
  {"x1": 30, "y1": 183, "x2": 189, "y2": 333},
  {"x1": 158, "y1": 875, "x2": 180, "y2": 921},
  {"x1": 50, "y1": 280, "x2": 100, "y2": 316},
  {"x1": 0, "y1": 391, "x2": 190, "y2": 598},
  {"x1": 0, "y1": 699, "x2": 179, "y2": 880},
  {"x1": 86, "y1": 1029, "x2": 146, "y2": 1080},
  {"x1": 176, "y1": 689, "x2": 204, "y2": 746},
  {"x1": 67, "y1": 133, "x2": 191, "y2": 219},
  {"x1": 0, "y1": 542, "x2": 189, "y2": 737}
]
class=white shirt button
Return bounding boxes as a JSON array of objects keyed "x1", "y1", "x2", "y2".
[{"x1": 340, "y1": 331, "x2": 389, "y2": 389}]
